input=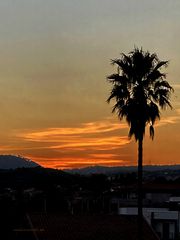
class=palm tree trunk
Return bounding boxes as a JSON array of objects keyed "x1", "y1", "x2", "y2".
[{"x1": 138, "y1": 139, "x2": 143, "y2": 240}]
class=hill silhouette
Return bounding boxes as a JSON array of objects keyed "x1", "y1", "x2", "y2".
[
  {"x1": 65, "y1": 165, "x2": 180, "y2": 176},
  {"x1": 0, "y1": 155, "x2": 40, "y2": 169}
]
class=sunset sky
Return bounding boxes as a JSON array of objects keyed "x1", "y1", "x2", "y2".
[{"x1": 0, "y1": 0, "x2": 180, "y2": 169}]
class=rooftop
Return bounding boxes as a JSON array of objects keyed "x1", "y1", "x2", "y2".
[{"x1": 16, "y1": 213, "x2": 159, "y2": 240}]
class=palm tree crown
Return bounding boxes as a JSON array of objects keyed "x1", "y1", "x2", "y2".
[{"x1": 107, "y1": 47, "x2": 173, "y2": 141}]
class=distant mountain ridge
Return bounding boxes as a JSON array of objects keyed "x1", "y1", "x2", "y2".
[
  {"x1": 65, "y1": 165, "x2": 180, "y2": 175},
  {"x1": 0, "y1": 155, "x2": 40, "y2": 169}
]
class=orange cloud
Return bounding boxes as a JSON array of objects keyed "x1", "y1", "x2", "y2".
[
  {"x1": 156, "y1": 115, "x2": 180, "y2": 127},
  {"x1": 90, "y1": 153, "x2": 118, "y2": 159},
  {"x1": 15, "y1": 119, "x2": 130, "y2": 153},
  {"x1": 25, "y1": 155, "x2": 125, "y2": 169},
  {"x1": 2, "y1": 115, "x2": 179, "y2": 169},
  {"x1": 12, "y1": 119, "x2": 130, "y2": 168},
  {"x1": 49, "y1": 136, "x2": 129, "y2": 150},
  {"x1": 17, "y1": 119, "x2": 126, "y2": 142}
]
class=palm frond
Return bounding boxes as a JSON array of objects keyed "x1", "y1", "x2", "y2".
[
  {"x1": 149, "y1": 125, "x2": 154, "y2": 140},
  {"x1": 111, "y1": 59, "x2": 133, "y2": 78},
  {"x1": 107, "y1": 47, "x2": 173, "y2": 141},
  {"x1": 147, "y1": 70, "x2": 166, "y2": 83},
  {"x1": 107, "y1": 74, "x2": 127, "y2": 84},
  {"x1": 158, "y1": 95, "x2": 172, "y2": 109},
  {"x1": 148, "y1": 102, "x2": 160, "y2": 124},
  {"x1": 154, "y1": 80, "x2": 174, "y2": 91},
  {"x1": 107, "y1": 85, "x2": 129, "y2": 103},
  {"x1": 154, "y1": 61, "x2": 169, "y2": 71}
]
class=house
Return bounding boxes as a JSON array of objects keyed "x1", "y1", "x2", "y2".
[
  {"x1": 104, "y1": 183, "x2": 180, "y2": 213},
  {"x1": 142, "y1": 183, "x2": 180, "y2": 205},
  {"x1": 118, "y1": 207, "x2": 180, "y2": 240}
]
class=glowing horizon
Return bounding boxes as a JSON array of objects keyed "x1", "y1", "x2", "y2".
[{"x1": 0, "y1": 113, "x2": 180, "y2": 169}]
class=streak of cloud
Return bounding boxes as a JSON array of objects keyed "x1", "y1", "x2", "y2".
[
  {"x1": 25, "y1": 155, "x2": 126, "y2": 169},
  {"x1": 156, "y1": 115, "x2": 180, "y2": 127},
  {"x1": 12, "y1": 119, "x2": 130, "y2": 168},
  {"x1": 18, "y1": 119, "x2": 127, "y2": 142},
  {"x1": 2, "y1": 114, "x2": 179, "y2": 169}
]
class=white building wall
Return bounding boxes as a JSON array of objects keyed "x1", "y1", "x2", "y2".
[
  {"x1": 118, "y1": 207, "x2": 180, "y2": 239},
  {"x1": 118, "y1": 207, "x2": 178, "y2": 223}
]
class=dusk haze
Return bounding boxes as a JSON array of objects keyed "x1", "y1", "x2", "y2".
[{"x1": 0, "y1": 0, "x2": 179, "y2": 169}]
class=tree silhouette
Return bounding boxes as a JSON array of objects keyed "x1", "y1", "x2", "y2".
[{"x1": 107, "y1": 47, "x2": 173, "y2": 240}]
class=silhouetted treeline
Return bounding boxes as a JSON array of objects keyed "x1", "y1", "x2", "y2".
[{"x1": 0, "y1": 167, "x2": 180, "y2": 190}]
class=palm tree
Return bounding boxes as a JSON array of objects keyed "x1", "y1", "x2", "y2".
[{"x1": 107, "y1": 47, "x2": 173, "y2": 240}]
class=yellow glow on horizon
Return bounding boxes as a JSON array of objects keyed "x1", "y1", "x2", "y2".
[
  {"x1": 24, "y1": 155, "x2": 126, "y2": 169},
  {"x1": 0, "y1": 114, "x2": 179, "y2": 169}
]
